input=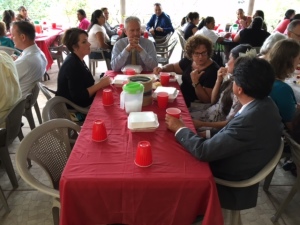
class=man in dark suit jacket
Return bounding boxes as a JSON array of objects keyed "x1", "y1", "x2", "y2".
[
  {"x1": 146, "y1": 3, "x2": 174, "y2": 37},
  {"x1": 166, "y1": 57, "x2": 283, "y2": 210}
]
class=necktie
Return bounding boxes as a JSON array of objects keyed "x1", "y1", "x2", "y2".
[
  {"x1": 154, "y1": 16, "x2": 159, "y2": 28},
  {"x1": 131, "y1": 49, "x2": 137, "y2": 65}
]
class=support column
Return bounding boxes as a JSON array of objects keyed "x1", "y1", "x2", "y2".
[
  {"x1": 247, "y1": 0, "x2": 255, "y2": 16},
  {"x1": 120, "y1": 0, "x2": 126, "y2": 23}
]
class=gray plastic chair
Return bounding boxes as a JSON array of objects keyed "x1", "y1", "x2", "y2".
[
  {"x1": 157, "y1": 39, "x2": 178, "y2": 66},
  {"x1": 16, "y1": 119, "x2": 81, "y2": 225},
  {"x1": 48, "y1": 34, "x2": 64, "y2": 69},
  {"x1": 0, "y1": 46, "x2": 22, "y2": 55},
  {"x1": 42, "y1": 96, "x2": 89, "y2": 122},
  {"x1": 176, "y1": 30, "x2": 187, "y2": 59},
  {"x1": 89, "y1": 49, "x2": 112, "y2": 76},
  {"x1": 214, "y1": 138, "x2": 284, "y2": 225},
  {"x1": 37, "y1": 82, "x2": 55, "y2": 100},
  {"x1": 23, "y1": 83, "x2": 42, "y2": 130},
  {"x1": 0, "y1": 185, "x2": 10, "y2": 213},
  {"x1": 0, "y1": 98, "x2": 26, "y2": 188},
  {"x1": 271, "y1": 131, "x2": 300, "y2": 222}
]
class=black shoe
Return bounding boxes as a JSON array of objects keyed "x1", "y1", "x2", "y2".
[{"x1": 283, "y1": 161, "x2": 296, "y2": 171}]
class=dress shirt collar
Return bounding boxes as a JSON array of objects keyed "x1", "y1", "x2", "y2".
[
  {"x1": 237, "y1": 99, "x2": 254, "y2": 115},
  {"x1": 21, "y1": 44, "x2": 39, "y2": 56}
]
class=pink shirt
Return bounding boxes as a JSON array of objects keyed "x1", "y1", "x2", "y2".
[
  {"x1": 274, "y1": 19, "x2": 290, "y2": 33},
  {"x1": 78, "y1": 18, "x2": 90, "y2": 30}
]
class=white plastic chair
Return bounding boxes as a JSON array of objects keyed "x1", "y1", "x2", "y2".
[
  {"x1": 16, "y1": 119, "x2": 81, "y2": 225},
  {"x1": 0, "y1": 46, "x2": 21, "y2": 55},
  {"x1": 271, "y1": 131, "x2": 300, "y2": 223},
  {"x1": 88, "y1": 49, "x2": 112, "y2": 75},
  {"x1": 214, "y1": 138, "x2": 284, "y2": 225}
]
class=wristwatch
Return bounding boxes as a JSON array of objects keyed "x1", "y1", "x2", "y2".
[{"x1": 192, "y1": 82, "x2": 199, "y2": 88}]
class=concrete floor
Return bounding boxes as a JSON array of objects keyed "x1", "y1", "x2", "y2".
[{"x1": 0, "y1": 42, "x2": 299, "y2": 225}]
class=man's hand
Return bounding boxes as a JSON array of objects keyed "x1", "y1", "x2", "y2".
[
  {"x1": 165, "y1": 114, "x2": 185, "y2": 133},
  {"x1": 153, "y1": 67, "x2": 162, "y2": 75},
  {"x1": 156, "y1": 27, "x2": 163, "y2": 32},
  {"x1": 126, "y1": 37, "x2": 143, "y2": 52},
  {"x1": 149, "y1": 28, "x2": 155, "y2": 36}
]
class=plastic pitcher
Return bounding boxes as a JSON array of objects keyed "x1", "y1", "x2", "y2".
[
  {"x1": 231, "y1": 24, "x2": 239, "y2": 33},
  {"x1": 120, "y1": 82, "x2": 144, "y2": 113}
]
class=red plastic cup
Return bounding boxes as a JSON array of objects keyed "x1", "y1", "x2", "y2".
[
  {"x1": 135, "y1": 141, "x2": 152, "y2": 167},
  {"x1": 51, "y1": 23, "x2": 57, "y2": 29},
  {"x1": 119, "y1": 24, "x2": 124, "y2": 29},
  {"x1": 143, "y1": 31, "x2": 149, "y2": 39},
  {"x1": 92, "y1": 120, "x2": 107, "y2": 142},
  {"x1": 231, "y1": 33, "x2": 236, "y2": 40},
  {"x1": 117, "y1": 29, "x2": 123, "y2": 37},
  {"x1": 166, "y1": 107, "x2": 181, "y2": 119},
  {"x1": 160, "y1": 73, "x2": 170, "y2": 86},
  {"x1": 157, "y1": 92, "x2": 169, "y2": 109},
  {"x1": 102, "y1": 88, "x2": 114, "y2": 106},
  {"x1": 35, "y1": 25, "x2": 42, "y2": 34},
  {"x1": 125, "y1": 68, "x2": 136, "y2": 75}
]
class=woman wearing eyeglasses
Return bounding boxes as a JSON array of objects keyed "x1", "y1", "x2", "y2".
[{"x1": 153, "y1": 35, "x2": 219, "y2": 107}]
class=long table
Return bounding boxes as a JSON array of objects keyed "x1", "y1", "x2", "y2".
[{"x1": 59, "y1": 71, "x2": 224, "y2": 225}]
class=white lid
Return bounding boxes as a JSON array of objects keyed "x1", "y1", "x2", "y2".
[
  {"x1": 113, "y1": 75, "x2": 130, "y2": 85},
  {"x1": 128, "y1": 112, "x2": 158, "y2": 129},
  {"x1": 154, "y1": 86, "x2": 177, "y2": 97},
  {"x1": 121, "y1": 65, "x2": 143, "y2": 73}
]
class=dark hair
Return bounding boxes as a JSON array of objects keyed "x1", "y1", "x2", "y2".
[
  {"x1": 62, "y1": 28, "x2": 88, "y2": 53},
  {"x1": 100, "y1": 7, "x2": 108, "y2": 12},
  {"x1": 154, "y1": 3, "x2": 161, "y2": 7},
  {"x1": 254, "y1": 10, "x2": 265, "y2": 20},
  {"x1": 251, "y1": 17, "x2": 263, "y2": 29},
  {"x1": 285, "y1": 9, "x2": 295, "y2": 19},
  {"x1": 188, "y1": 12, "x2": 199, "y2": 22},
  {"x1": 77, "y1": 9, "x2": 86, "y2": 18},
  {"x1": 267, "y1": 39, "x2": 300, "y2": 80},
  {"x1": 198, "y1": 16, "x2": 214, "y2": 30},
  {"x1": 180, "y1": 16, "x2": 187, "y2": 26},
  {"x1": 220, "y1": 44, "x2": 253, "y2": 116},
  {"x1": 18, "y1": 6, "x2": 26, "y2": 12},
  {"x1": 2, "y1": 10, "x2": 15, "y2": 31},
  {"x1": 288, "y1": 19, "x2": 300, "y2": 32},
  {"x1": 291, "y1": 13, "x2": 300, "y2": 22},
  {"x1": 185, "y1": 34, "x2": 213, "y2": 59},
  {"x1": 291, "y1": 110, "x2": 300, "y2": 143},
  {"x1": 13, "y1": 21, "x2": 35, "y2": 40},
  {"x1": 0, "y1": 22, "x2": 6, "y2": 36},
  {"x1": 87, "y1": 10, "x2": 103, "y2": 32},
  {"x1": 233, "y1": 57, "x2": 275, "y2": 99}
]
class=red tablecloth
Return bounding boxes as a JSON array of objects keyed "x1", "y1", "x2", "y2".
[
  {"x1": 59, "y1": 72, "x2": 224, "y2": 225},
  {"x1": 35, "y1": 28, "x2": 63, "y2": 70}
]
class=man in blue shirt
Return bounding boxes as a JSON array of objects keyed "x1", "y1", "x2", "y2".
[{"x1": 146, "y1": 3, "x2": 174, "y2": 37}]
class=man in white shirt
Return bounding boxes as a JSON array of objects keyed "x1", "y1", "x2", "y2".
[
  {"x1": 11, "y1": 21, "x2": 47, "y2": 97},
  {"x1": 111, "y1": 16, "x2": 157, "y2": 71}
]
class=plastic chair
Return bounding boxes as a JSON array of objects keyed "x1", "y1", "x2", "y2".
[
  {"x1": 271, "y1": 131, "x2": 300, "y2": 223},
  {"x1": 154, "y1": 32, "x2": 173, "y2": 44},
  {"x1": 214, "y1": 138, "x2": 284, "y2": 225},
  {"x1": 37, "y1": 82, "x2": 56, "y2": 100},
  {"x1": 48, "y1": 34, "x2": 64, "y2": 69},
  {"x1": 0, "y1": 46, "x2": 21, "y2": 55},
  {"x1": 23, "y1": 83, "x2": 42, "y2": 130},
  {"x1": 156, "y1": 39, "x2": 178, "y2": 66},
  {"x1": 88, "y1": 49, "x2": 112, "y2": 76},
  {"x1": 0, "y1": 185, "x2": 10, "y2": 213},
  {"x1": 0, "y1": 98, "x2": 26, "y2": 188},
  {"x1": 16, "y1": 119, "x2": 81, "y2": 225},
  {"x1": 176, "y1": 30, "x2": 187, "y2": 59},
  {"x1": 42, "y1": 96, "x2": 89, "y2": 122}
]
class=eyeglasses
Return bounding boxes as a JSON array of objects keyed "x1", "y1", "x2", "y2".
[
  {"x1": 192, "y1": 51, "x2": 208, "y2": 57},
  {"x1": 290, "y1": 31, "x2": 300, "y2": 39}
]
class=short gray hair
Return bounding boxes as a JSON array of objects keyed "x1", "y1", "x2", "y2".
[
  {"x1": 287, "y1": 19, "x2": 300, "y2": 32},
  {"x1": 260, "y1": 32, "x2": 287, "y2": 55},
  {"x1": 125, "y1": 16, "x2": 141, "y2": 28}
]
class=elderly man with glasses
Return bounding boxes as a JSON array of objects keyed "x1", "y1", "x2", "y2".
[{"x1": 287, "y1": 19, "x2": 300, "y2": 42}]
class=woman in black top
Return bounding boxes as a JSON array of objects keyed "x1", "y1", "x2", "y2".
[
  {"x1": 153, "y1": 35, "x2": 219, "y2": 107},
  {"x1": 183, "y1": 12, "x2": 199, "y2": 40},
  {"x1": 234, "y1": 17, "x2": 270, "y2": 47},
  {"x1": 56, "y1": 28, "x2": 111, "y2": 107}
]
